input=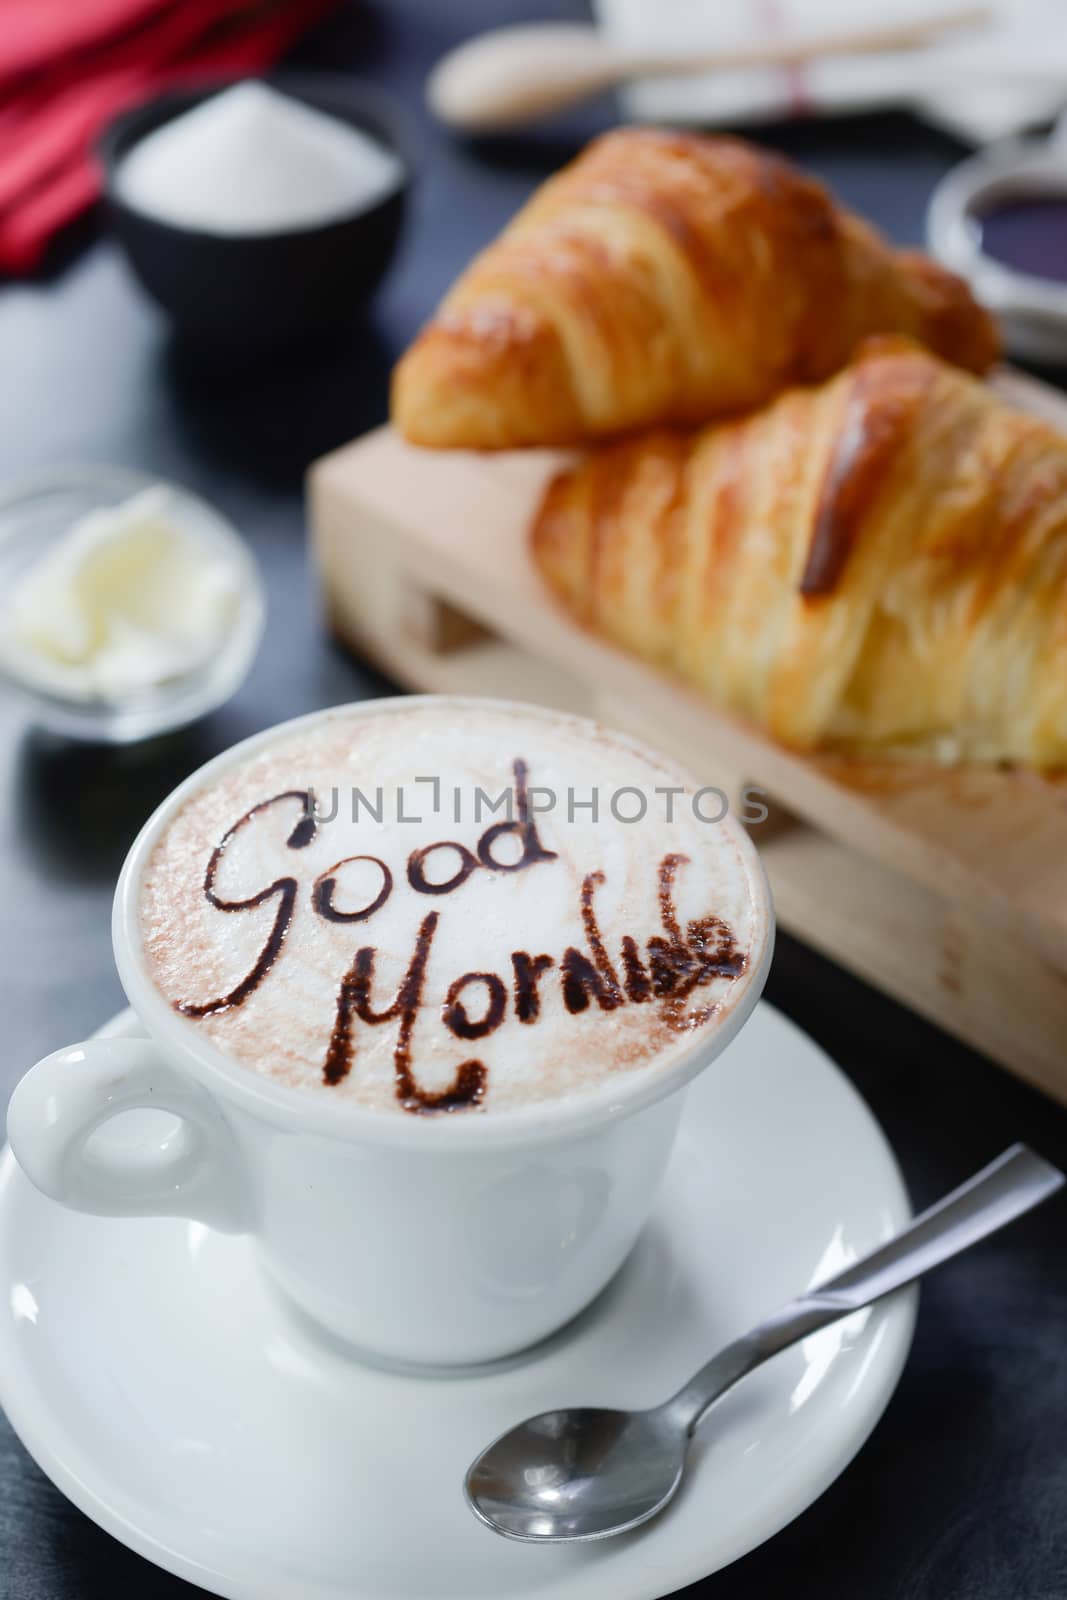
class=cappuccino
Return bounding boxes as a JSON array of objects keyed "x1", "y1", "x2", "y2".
[{"x1": 140, "y1": 701, "x2": 769, "y2": 1116}]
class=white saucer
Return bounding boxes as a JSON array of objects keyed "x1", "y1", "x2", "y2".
[{"x1": 0, "y1": 1004, "x2": 916, "y2": 1599}]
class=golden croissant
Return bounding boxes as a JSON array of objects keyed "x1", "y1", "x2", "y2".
[
  {"x1": 532, "y1": 338, "x2": 1067, "y2": 768},
  {"x1": 392, "y1": 129, "x2": 998, "y2": 450}
]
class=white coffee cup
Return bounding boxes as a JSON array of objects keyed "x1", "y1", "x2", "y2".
[{"x1": 6, "y1": 697, "x2": 773, "y2": 1367}]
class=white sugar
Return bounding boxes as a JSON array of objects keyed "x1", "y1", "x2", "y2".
[{"x1": 117, "y1": 81, "x2": 403, "y2": 235}]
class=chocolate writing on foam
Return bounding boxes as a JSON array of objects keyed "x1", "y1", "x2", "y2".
[{"x1": 174, "y1": 760, "x2": 746, "y2": 1114}]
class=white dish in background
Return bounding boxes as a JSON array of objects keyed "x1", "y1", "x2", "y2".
[
  {"x1": 594, "y1": 0, "x2": 1067, "y2": 146},
  {"x1": 0, "y1": 1002, "x2": 916, "y2": 1599},
  {"x1": 0, "y1": 466, "x2": 264, "y2": 743}
]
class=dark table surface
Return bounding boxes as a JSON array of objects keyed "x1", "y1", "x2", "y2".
[{"x1": 3, "y1": 3, "x2": 1067, "y2": 1598}]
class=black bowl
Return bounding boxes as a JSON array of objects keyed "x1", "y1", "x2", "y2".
[{"x1": 98, "y1": 73, "x2": 414, "y2": 347}]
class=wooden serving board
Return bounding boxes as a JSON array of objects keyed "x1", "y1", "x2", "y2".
[{"x1": 308, "y1": 366, "x2": 1067, "y2": 1106}]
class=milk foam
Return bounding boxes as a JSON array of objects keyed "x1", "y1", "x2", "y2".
[{"x1": 140, "y1": 703, "x2": 768, "y2": 1115}]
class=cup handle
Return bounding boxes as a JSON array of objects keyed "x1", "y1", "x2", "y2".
[{"x1": 6, "y1": 1036, "x2": 252, "y2": 1233}]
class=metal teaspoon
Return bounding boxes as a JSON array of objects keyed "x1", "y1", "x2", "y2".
[{"x1": 465, "y1": 1143, "x2": 1063, "y2": 1543}]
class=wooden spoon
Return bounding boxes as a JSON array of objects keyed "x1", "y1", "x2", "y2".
[{"x1": 427, "y1": 7, "x2": 991, "y2": 132}]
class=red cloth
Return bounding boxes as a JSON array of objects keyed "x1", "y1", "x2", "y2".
[{"x1": 0, "y1": 0, "x2": 341, "y2": 273}]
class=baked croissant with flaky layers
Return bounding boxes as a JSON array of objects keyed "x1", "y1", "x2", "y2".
[
  {"x1": 532, "y1": 338, "x2": 1067, "y2": 769},
  {"x1": 392, "y1": 129, "x2": 998, "y2": 450}
]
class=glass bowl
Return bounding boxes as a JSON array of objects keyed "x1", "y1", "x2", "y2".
[{"x1": 0, "y1": 465, "x2": 265, "y2": 743}]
